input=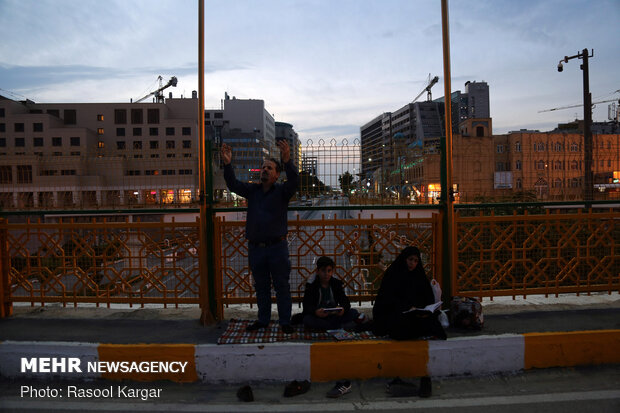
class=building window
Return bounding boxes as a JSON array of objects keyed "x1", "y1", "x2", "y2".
[
  {"x1": 0, "y1": 108, "x2": 4, "y2": 117},
  {"x1": 117, "y1": 141, "x2": 126, "y2": 150},
  {"x1": 555, "y1": 160, "x2": 562, "y2": 170},
  {"x1": 515, "y1": 160, "x2": 521, "y2": 170},
  {"x1": 608, "y1": 160, "x2": 612, "y2": 167},
  {"x1": 150, "y1": 140, "x2": 159, "y2": 149},
  {"x1": 205, "y1": 112, "x2": 210, "y2": 119},
  {"x1": 166, "y1": 153, "x2": 176, "y2": 158},
  {"x1": 182, "y1": 140, "x2": 191, "y2": 149},
  {"x1": 70, "y1": 151, "x2": 80, "y2": 156},
  {"x1": 145, "y1": 170, "x2": 159, "y2": 176},
  {"x1": 147, "y1": 108, "x2": 160, "y2": 124},
  {"x1": 0, "y1": 138, "x2": 5, "y2": 147},
  {"x1": 64, "y1": 109, "x2": 77, "y2": 125},
  {"x1": 116, "y1": 128, "x2": 125, "y2": 136},
  {"x1": 133, "y1": 154, "x2": 143, "y2": 158},
  {"x1": 133, "y1": 141, "x2": 142, "y2": 150},
  {"x1": 570, "y1": 142, "x2": 579, "y2": 152},
  {"x1": 496, "y1": 162, "x2": 505, "y2": 171},
  {"x1": 150, "y1": 154, "x2": 159, "y2": 158},
  {"x1": 166, "y1": 127, "x2": 175, "y2": 136},
  {"x1": 0, "y1": 166, "x2": 12, "y2": 184},
  {"x1": 162, "y1": 169, "x2": 175, "y2": 175},
  {"x1": 97, "y1": 128, "x2": 104, "y2": 135},
  {"x1": 496, "y1": 144, "x2": 504, "y2": 153},
  {"x1": 61, "y1": 169, "x2": 76, "y2": 176},
  {"x1": 166, "y1": 140, "x2": 175, "y2": 149},
  {"x1": 114, "y1": 109, "x2": 127, "y2": 124},
  {"x1": 17, "y1": 165, "x2": 33, "y2": 183},
  {"x1": 14, "y1": 123, "x2": 25, "y2": 132},
  {"x1": 133, "y1": 127, "x2": 142, "y2": 136},
  {"x1": 97, "y1": 114, "x2": 104, "y2": 121},
  {"x1": 127, "y1": 170, "x2": 141, "y2": 176},
  {"x1": 33, "y1": 123, "x2": 43, "y2": 132},
  {"x1": 183, "y1": 153, "x2": 192, "y2": 158},
  {"x1": 149, "y1": 127, "x2": 158, "y2": 136},
  {"x1": 555, "y1": 142, "x2": 563, "y2": 152},
  {"x1": 34, "y1": 137, "x2": 44, "y2": 147},
  {"x1": 536, "y1": 160, "x2": 545, "y2": 170},
  {"x1": 179, "y1": 169, "x2": 192, "y2": 175},
  {"x1": 70, "y1": 137, "x2": 80, "y2": 146},
  {"x1": 0, "y1": 123, "x2": 4, "y2": 132},
  {"x1": 515, "y1": 142, "x2": 521, "y2": 152},
  {"x1": 182, "y1": 127, "x2": 191, "y2": 136},
  {"x1": 570, "y1": 160, "x2": 579, "y2": 170},
  {"x1": 52, "y1": 137, "x2": 62, "y2": 146},
  {"x1": 553, "y1": 178, "x2": 562, "y2": 188},
  {"x1": 570, "y1": 178, "x2": 580, "y2": 188},
  {"x1": 214, "y1": 112, "x2": 223, "y2": 119},
  {"x1": 97, "y1": 141, "x2": 105, "y2": 149},
  {"x1": 131, "y1": 109, "x2": 143, "y2": 124},
  {"x1": 516, "y1": 178, "x2": 522, "y2": 189},
  {"x1": 608, "y1": 141, "x2": 612, "y2": 150},
  {"x1": 15, "y1": 137, "x2": 25, "y2": 147}
]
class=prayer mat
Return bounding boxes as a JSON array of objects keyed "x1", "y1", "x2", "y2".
[{"x1": 217, "y1": 319, "x2": 379, "y2": 344}]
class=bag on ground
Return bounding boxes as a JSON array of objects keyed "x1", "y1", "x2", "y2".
[{"x1": 449, "y1": 296, "x2": 483, "y2": 330}]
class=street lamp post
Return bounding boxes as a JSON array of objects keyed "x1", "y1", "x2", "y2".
[{"x1": 558, "y1": 48, "x2": 594, "y2": 203}]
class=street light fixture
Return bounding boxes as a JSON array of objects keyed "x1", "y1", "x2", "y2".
[{"x1": 557, "y1": 48, "x2": 594, "y2": 202}]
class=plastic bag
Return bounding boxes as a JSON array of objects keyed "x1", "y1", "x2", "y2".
[{"x1": 430, "y1": 279, "x2": 442, "y2": 303}]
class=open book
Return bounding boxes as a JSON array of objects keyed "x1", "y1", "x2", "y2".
[
  {"x1": 323, "y1": 307, "x2": 343, "y2": 313},
  {"x1": 326, "y1": 329, "x2": 356, "y2": 340},
  {"x1": 403, "y1": 301, "x2": 442, "y2": 314}
]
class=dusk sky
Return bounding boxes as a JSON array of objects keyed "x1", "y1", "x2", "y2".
[{"x1": 1, "y1": 0, "x2": 618, "y2": 143}]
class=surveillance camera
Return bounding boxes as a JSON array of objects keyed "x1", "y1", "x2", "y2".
[{"x1": 557, "y1": 63, "x2": 563, "y2": 72}]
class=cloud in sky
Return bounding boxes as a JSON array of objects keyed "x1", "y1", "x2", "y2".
[{"x1": 1, "y1": 0, "x2": 618, "y2": 140}]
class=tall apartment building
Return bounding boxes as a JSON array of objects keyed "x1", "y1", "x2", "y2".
[
  {"x1": 360, "y1": 81, "x2": 489, "y2": 182},
  {"x1": 0, "y1": 94, "x2": 199, "y2": 210}
]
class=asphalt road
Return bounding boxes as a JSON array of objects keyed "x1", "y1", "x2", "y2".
[{"x1": 1, "y1": 365, "x2": 618, "y2": 412}]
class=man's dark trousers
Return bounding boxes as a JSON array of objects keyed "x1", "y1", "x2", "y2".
[{"x1": 248, "y1": 240, "x2": 292, "y2": 326}]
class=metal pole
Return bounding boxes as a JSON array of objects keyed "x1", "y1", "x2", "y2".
[
  {"x1": 198, "y1": 0, "x2": 215, "y2": 325},
  {"x1": 582, "y1": 48, "x2": 593, "y2": 204},
  {"x1": 440, "y1": 0, "x2": 454, "y2": 301}
]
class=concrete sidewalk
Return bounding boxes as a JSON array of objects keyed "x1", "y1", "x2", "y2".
[{"x1": 1, "y1": 294, "x2": 619, "y2": 384}]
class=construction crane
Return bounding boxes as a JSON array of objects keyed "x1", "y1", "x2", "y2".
[
  {"x1": 133, "y1": 76, "x2": 178, "y2": 103},
  {"x1": 412, "y1": 74, "x2": 439, "y2": 104}
]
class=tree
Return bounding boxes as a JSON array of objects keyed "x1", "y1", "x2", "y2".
[{"x1": 339, "y1": 171, "x2": 355, "y2": 195}]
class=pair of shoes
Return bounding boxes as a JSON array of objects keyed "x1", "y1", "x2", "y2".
[
  {"x1": 419, "y1": 376, "x2": 432, "y2": 398},
  {"x1": 236, "y1": 384, "x2": 254, "y2": 402},
  {"x1": 386, "y1": 377, "x2": 417, "y2": 397},
  {"x1": 246, "y1": 321, "x2": 268, "y2": 332},
  {"x1": 283, "y1": 380, "x2": 311, "y2": 397},
  {"x1": 281, "y1": 324, "x2": 294, "y2": 334},
  {"x1": 326, "y1": 380, "x2": 351, "y2": 398}
]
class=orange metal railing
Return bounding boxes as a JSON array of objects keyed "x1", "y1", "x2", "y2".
[
  {"x1": 1, "y1": 208, "x2": 618, "y2": 319},
  {"x1": 454, "y1": 209, "x2": 619, "y2": 298},
  {"x1": 1, "y1": 218, "x2": 200, "y2": 308}
]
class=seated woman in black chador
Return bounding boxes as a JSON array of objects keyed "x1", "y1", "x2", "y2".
[{"x1": 372, "y1": 246, "x2": 446, "y2": 340}]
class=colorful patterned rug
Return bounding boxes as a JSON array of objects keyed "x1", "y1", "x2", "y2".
[{"x1": 217, "y1": 319, "x2": 379, "y2": 344}]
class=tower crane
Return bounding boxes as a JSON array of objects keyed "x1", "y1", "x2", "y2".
[
  {"x1": 412, "y1": 74, "x2": 439, "y2": 104},
  {"x1": 133, "y1": 76, "x2": 178, "y2": 103}
]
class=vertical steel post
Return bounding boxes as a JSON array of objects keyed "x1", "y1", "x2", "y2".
[
  {"x1": 0, "y1": 219, "x2": 12, "y2": 318},
  {"x1": 582, "y1": 49, "x2": 594, "y2": 204},
  {"x1": 198, "y1": 0, "x2": 216, "y2": 324},
  {"x1": 440, "y1": 0, "x2": 455, "y2": 301}
]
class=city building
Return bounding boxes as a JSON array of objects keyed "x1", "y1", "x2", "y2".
[
  {"x1": 275, "y1": 121, "x2": 301, "y2": 171},
  {"x1": 0, "y1": 94, "x2": 199, "y2": 210}
]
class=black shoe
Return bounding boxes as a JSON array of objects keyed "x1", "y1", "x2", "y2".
[
  {"x1": 246, "y1": 321, "x2": 268, "y2": 332},
  {"x1": 281, "y1": 324, "x2": 294, "y2": 334},
  {"x1": 283, "y1": 379, "x2": 311, "y2": 397},
  {"x1": 386, "y1": 377, "x2": 417, "y2": 397},
  {"x1": 236, "y1": 384, "x2": 254, "y2": 402},
  {"x1": 419, "y1": 376, "x2": 432, "y2": 398}
]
